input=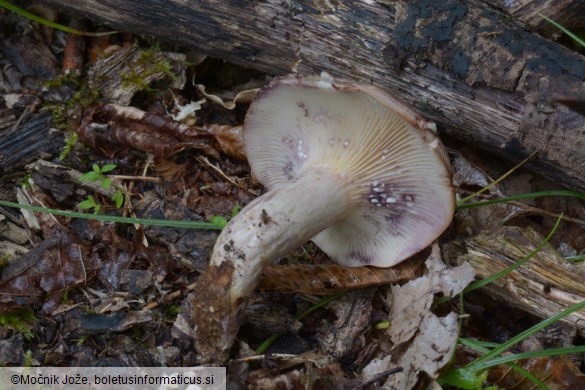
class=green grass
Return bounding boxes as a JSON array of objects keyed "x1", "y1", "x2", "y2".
[
  {"x1": 539, "y1": 13, "x2": 585, "y2": 48},
  {"x1": 0, "y1": 199, "x2": 222, "y2": 230},
  {"x1": 457, "y1": 190, "x2": 585, "y2": 210},
  {"x1": 442, "y1": 301, "x2": 585, "y2": 388},
  {"x1": 0, "y1": 0, "x2": 115, "y2": 36}
]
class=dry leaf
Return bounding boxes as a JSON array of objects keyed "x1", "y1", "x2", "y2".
[
  {"x1": 488, "y1": 355, "x2": 585, "y2": 389},
  {"x1": 196, "y1": 81, "x2": 261, "y2": 109},
  {"x1": 382, "y1": 244, "x2": 475, "y2": 389},
  {"x1": 0, "y1": 235, "x2": 102, "y2": 315},
  {"x1": 153, "y1": 156, "x2": 188, "y2": 181},
  {"x1": 205, "y1": 124, "x2": 246, "y2": 160}
]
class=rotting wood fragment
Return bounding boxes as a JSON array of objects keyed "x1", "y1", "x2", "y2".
[
  {"x1": 457, "y1": 226, "x2": 585, "y2": 335},
  {"x1": 87, "y1": 45, "x2": 187, "y2": 106},
  {"x1": 0, "y1": 115, "x2": 62, "y2": 174}
]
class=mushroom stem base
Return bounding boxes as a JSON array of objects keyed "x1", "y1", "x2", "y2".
[{"x1": 191, "y1": 167, "x2": 351, "y2": 364}]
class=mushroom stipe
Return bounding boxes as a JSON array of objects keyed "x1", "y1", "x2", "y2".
[{"x1": 191, "y1": 73, "x2": 455, "y2": 365}]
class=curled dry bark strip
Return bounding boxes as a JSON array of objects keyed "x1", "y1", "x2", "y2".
[
  {"x1": 76, "y1": 104, "x2": 220, "y2": 158},
  {"x1": 257, "y1": 256, "x2": 424, "y2": 295},
  {"x1": 145, "y1": 258, "x2": 421, "y2": 311}
]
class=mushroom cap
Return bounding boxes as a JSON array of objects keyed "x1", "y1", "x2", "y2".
[{"x1": 244, "y1": 73, "x2": 455, "y2": 267}]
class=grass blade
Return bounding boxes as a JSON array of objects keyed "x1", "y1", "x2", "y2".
[
  {"x1": 470, "y1": 345, "x2": 585, "y2": 372},
  {"x1": 461, "y1": 214, "x2": 563, "y2": 295},
  {"x1": 457, "y1": 338, "x2": 547, "y2": 389},
  {"x1": 539, "y1": 13, "x2": 585, "y2": 48},
  {"x1": 457, "y1": 190, "x2": 585, "y2": 210},
  {"x1": 466, "y1": 299, "x2": 585, "y2": 371},
  {"x1": 0, "y1": 199, "x2": 222, "y2": 230},
  {"x1": 0, "y1": 0, "x2": 115, "y2": 36}
]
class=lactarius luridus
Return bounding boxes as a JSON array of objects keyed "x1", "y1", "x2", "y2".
[{"x1": 191, "y1": 73, "x2": 455, "y2": 364}]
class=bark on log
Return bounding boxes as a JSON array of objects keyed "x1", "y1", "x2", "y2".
[
  {"x1": 485, "y1": 0, "x2": 585, "y2": 34},
  {"x1": 40, "y1": 0, "x2": 585, "y2": 191}
]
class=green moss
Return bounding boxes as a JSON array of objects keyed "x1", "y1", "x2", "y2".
[
  {"x1": 44, "y1": 103, "x2": 68, "y2": 131},
  {"x1": 42, "y1": 78, "x2": 100, "y2": 161},
  {"x1": 286, "y1": 242, "x2": 317, "y2": 264},
  {"x1": 61, "y1": 290, "x2": 72, "y2": 305},
  {"x1": 164, "y1": 305, "x2": 183, "y2": 323},
  {"x1": 80, "y1": 305, "x2": 96, "y2": 315},
  {"x1": 68, "y1": 84, "x2": 101, "y2": 110},
  {"x1": 23, "y1": 350, "x2": 34, "y2": 367},
  {"x1": 43, "y1": 72, "x2": 81, "y2": 89},
  {"x1": 59, "y1": 132, "x2": 78, "y2": 160},
  {"x1": 0, "y1": 253, "x2": 11, "y2": 270},
  {"x1": 120, "y1": 44, "x2": 176, "y2": 93},
  {"x1": 75, "y1": 335, "x2": 89, "y2": 346},
  {"x1": 43, "y1": 80, "x2": 100, "y2": 133},
  {"x1": 131, "y1": 325, "x2": 145, "y2": 345},
  {"x1": 0, "y1": 308, "x2": 36, "y2": 340}
]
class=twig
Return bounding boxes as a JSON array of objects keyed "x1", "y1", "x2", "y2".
[
  {"x1": 196, "y1": 155, "x2": 259, "y2": 196},
  {"x1": 110, "y1": 174, "x2": 161, "y2": 183},
  {"x1": 506, "y1": 201, "x2": 585, "y2": 226}
]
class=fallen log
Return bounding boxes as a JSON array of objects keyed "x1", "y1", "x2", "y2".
[{"x1": 39, "y1": 0, "x2": 585, "y2": 191}]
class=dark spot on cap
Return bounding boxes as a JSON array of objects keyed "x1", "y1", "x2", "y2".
[
  {"x1": 297, "y1": 100, "x2": 310, "y2": 117},
  {"x1": 349, "y1": 250, "x2": 373, "y2": 265},
  {"x1": 283, "y1": 160, "x2": 296, "y2": 180},
  {"x1": 261, "y1": 209, "x2": 273, "y2": 225},
  {"x1": 385, "y1": 210, "x2": 406, "y2": 234}
]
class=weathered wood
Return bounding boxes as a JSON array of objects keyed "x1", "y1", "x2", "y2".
[
  {"x1": 458, "y1": 226, "x2": 585, "y2": 335},
  {"x1": 485, "y1": 0, "x2": 585, "y2": 33},
  {"x1": 40, "y1": 0, "x2": 585, "y2": 191},
  {"x1": 0, "y1": 115, "x2": 62, "y2": 173}
]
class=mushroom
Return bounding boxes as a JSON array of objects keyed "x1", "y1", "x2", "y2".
[{"x1": 191, "y1": 73, "x2": 455, "y2": 364}]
